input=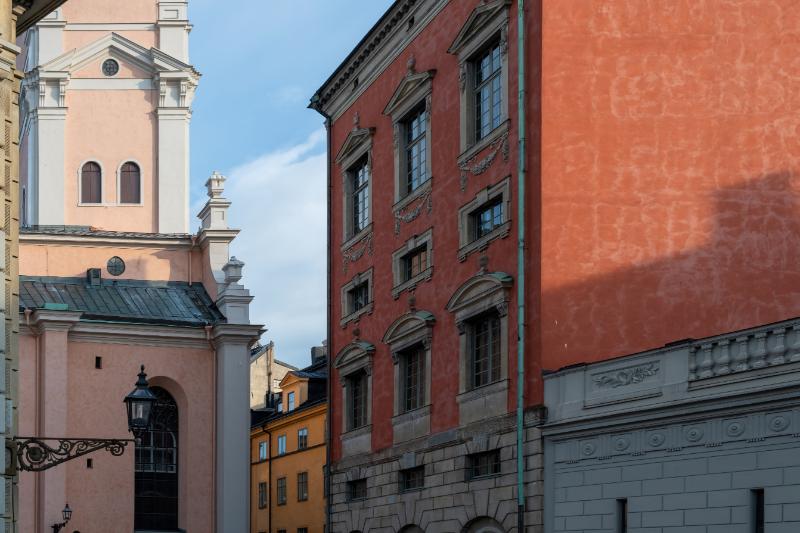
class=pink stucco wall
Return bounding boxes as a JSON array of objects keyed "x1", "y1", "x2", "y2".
[
  {"x1": 61, "y1": 0, "x2": 158, "y2": 24},
  {"x1": 18, "y1": 333, "x2": 215, "y2": 533}
]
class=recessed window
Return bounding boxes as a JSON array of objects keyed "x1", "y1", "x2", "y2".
[
  {"x1": 753, "y1": 489, "x2": 765, "y2": 533},
  {"x1": 401, "y1": 246, "x2": 428, "y2": 284},
  {"x1": 467, "y1": 450, "x2": 500, "y2": 480},
  {"x1": 277, "y1": 435, "x2": 286, "y2": 456},
  {"x1": 102, "y1": 58, "x2": 119, "y2": 77},
  {"x1": 297, "y1": 472, "x2": 308, "y2": 501},
  {"x1": 258, "y1": 441, "x2": 268, "y2": 461},
  {"x1": 94, "y1": 356, "x2": 103, "y2": 369},
  {"x1": 400, "y1": 466, "x2": 424, "y2": 492},
  {"x1": 617, "y1": 498, "x2": 627, "y2": 533},
  {"x1": 258, "y1": 482, "x2": 268, "y2": 509},
  {"x1": 401, "y1": 345, "x2": 425, "y2": 412},
  {"x1": 468, "y1": 311, "x2": 502, "y2": 389},
  {"x1": 81, "y1": 162, "x2": 102, "y2": 204},
  {"x1": 350, "y1": 157, "x2": 370, "y2": 236},
  {"x1": 297, "y1": 428, "x2": 308, "y2": 450},
  {"x1": 348, "y1": 479, "x2": 367, "y2": 501},
  {"x1": 471, "y1": 199, "x2": 503, "y2": 242},
  {"x1": 287, "y1": 391, "x2": 296, "y2": 412},
  {"x1": 120, "y1": 162, "x2": 141, "y2": 204},
  {"x1": 348, "y1": 370, "x2": 368, "y2": 431},
  {"x1": 473, "y1": 41, "x2": 503, "y2": 142},
  {"x1": 403, "y1": 105, "x2": 428, "y2": 196},
  {"x1": 277, "y1": 477, "x2": 287, "y2": 505},
  {"x1": 348, "y1": 281, "x2": 370, "y2": 315},
  {"x1": 298, "y1": 529, "x2": 308, "y2": 533}
]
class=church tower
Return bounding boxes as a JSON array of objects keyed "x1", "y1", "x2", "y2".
[{"x1": 19, "y1": 0, "x2": 198, "y2": 233}]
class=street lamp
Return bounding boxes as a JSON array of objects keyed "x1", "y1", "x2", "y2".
[
  {"x1": 8, "y1": 365, "x2": 154, "y2": 473},
  {"x1": 51, "y1": 503, "x2": 72, "y2": 532},
  {"x1": 124, "y1": 365, "x2": 157, "y2": 436}
]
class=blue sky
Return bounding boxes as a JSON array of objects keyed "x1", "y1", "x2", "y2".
[{"x1": 187, "y1": 1, "x2": 393, "y2": 368}]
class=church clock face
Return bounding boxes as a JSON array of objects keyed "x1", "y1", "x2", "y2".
[
  {"x1": 102, "y1": 58, "x2": 120, "y2": 77},
  {"x1": 107, "y1": 256, "x2": 126, "y2": 276}
]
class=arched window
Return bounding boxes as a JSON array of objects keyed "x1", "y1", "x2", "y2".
[
  {"x1": 80, "y1": 162, "x2": 102, "y2": 204},
  {"x1": 464, "y1": 517, "x2": 506, "y2": 533},
  {"x1": 135, "y1": 386, "x2": 178, "y2": 530},
  {"x1": 120, "y1": 161, "x2": 141, "y2": 204}
]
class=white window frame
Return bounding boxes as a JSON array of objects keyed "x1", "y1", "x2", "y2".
[
  {"x1": 277, "y1": 434, "x2": 287, "y2": 456},
  {"x1": 287, "y1": 391, "x2": 296, "y2": 411},
  {"x1": 391, "y1": 228, "x2": 434, "y2": 299},
  {"x1": 448, "y1": 0, "x2": 511, "y2": 160},
  {"x1": 446, "y1": 271, "x2": 512, "y2": 426},
  {"x1": 457, "y1": 176, "x2": 511, "y2": 262},
  {"x1": 258, "y1": 440, "x2": 268, "y2": 461}
]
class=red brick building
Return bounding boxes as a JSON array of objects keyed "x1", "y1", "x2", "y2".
[{"x1": 312, "y1": 1, "x2": 800, "y2": 531}]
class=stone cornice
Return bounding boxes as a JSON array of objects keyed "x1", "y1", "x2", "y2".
[
  {"x1": 20, "y1": 232, "x2": 194, "y2": 249},
  {"x1": 211, "y1": 323, "x2": 264, "y2": 346},
  {"x1": 25, "y1": 309, "x2": 82, "y2": 332},
  {"x1": 309, "y1": 0, "x2": 449, "y2": 121}
]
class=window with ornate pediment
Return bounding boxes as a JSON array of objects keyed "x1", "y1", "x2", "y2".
[
  {"x1": 335, "y1": 341, "x2": 375, "y2": 457},
  {"x1": 383, "y1": 58, "x2": 435, "y2": 209},
  {"x1": 335, "y1": 122, "x2": 374, "y2": 249},
  {"x1": 447, "y1": 272, "x2": 512, "y2": 426},
  {"x1": 448, "y1": 0, "x2": 511, "y2": 159},
  {"x1": 382, "y1": 310, "x2": 435, "y2": 444},
  {"x1": 391, "y1": 228, "x2": 434, "y2": 299},
  {"x1": 340, "y1": 268, "x2": 374, "y2": 326},
  {"x1": 457, "y1": 177, "x2": 511, "y2": 262}
]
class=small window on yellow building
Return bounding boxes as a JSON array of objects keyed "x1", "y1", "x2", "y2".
[
  {"x1": 258, "y1": 441, "x2": 268, "y2": 461},
  {"x1": 278, "y1": 435, "x2": 286, "y2": 455},
  {"x1": 298, "y1": 428, "x2": 308, "y2": 450}
]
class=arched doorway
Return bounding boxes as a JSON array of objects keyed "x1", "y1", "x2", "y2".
[
  {"x1": 135, "y1": 386, "x2": 178, "y2": 530},
  {"x1": 464, "y1": 517, "x2": 506, "y2": 533}
]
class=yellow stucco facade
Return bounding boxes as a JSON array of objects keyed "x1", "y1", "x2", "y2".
[{"x1": 251, "y1": 372, "x2": 327, "y2": 533}]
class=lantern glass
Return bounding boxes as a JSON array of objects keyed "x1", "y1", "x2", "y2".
[
  {"x1": 124, "y1": 365, "x2": 157, "y2": 433},
  {"x1": 62, "y1": 503, "x2": 72, "y2": 522}
]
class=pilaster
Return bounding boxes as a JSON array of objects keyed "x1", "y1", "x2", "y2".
[
  {"x1": 157, "y1": 1, "x2": 190, "y2": 63},
  {"x1": 156, "y1": 107, "x2": 190, "y2": 233}
]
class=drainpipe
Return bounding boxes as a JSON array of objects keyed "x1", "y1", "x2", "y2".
[
  {"x1": 516, "y1": 1, "x2": 527, "y2": 532},
  {"x1": 309, "y1": 95, "x2": 333, "y2": 533}
]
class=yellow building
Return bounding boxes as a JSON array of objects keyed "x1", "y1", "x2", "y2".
[{"x1": 251, "y1": 356, "x2": 327, "y2": 533}]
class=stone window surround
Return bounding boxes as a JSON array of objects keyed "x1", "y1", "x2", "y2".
[
  {"x1": 446, "y1": 272, "x2": 512, "y2": 426},
  {"x1": 335, "y1": 340, "x2": 375, "y2": 457},
  {"x1": 335, "y1": 126, "x2": 375, "y2": 251},
  {"x1": 391, "y1": 228, "x2": 434, "y2": 299},
  {"x1": 382, "y1": 310, "x2": 435, "y2": 444},
  {"x1": 383, "y1": 63, "x2": 435, "y2": 206},
  {"x1": 448, "y1": 0, "x2": 511, "y2": 157},
  {"x1": 340, "y1": 267, "x2": 374, "y2": 327},
  {"x1": 457, "y1": 176, "x2": 511, "y2": 262},
  {"x1": 116, "y1": 159, "x2": 145, "y2": 206}
]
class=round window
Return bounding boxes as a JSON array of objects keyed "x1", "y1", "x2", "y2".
[
  {"x1": 102, "y1": 59, "x2": 120, "y2": 77},
  {"x1": 107, "y1": 256, "x2": 125, "y2": 276}
]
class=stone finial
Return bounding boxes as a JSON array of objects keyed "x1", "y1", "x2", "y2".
[
  {"x1": 408, "y1": 292, "x2": 417, "y2": 311},
  {"x1": 478, "y1": 254, "x2": 489, "y2": 274},
  {"x1": 206, "y1": 171, "x2": 226, "y2": 199},
  {"x1": 353, "y1": 111, "x2": 360, "y2": 130},
  {"x1": 353, "y1": 326, "x2": 361, "y2": 339},
  {"x1": 223, "y1": 256, "x2": 244, "y2": 285},
  {"x1": 407, "y1": 55, "x2": 416, "y2": 74}
]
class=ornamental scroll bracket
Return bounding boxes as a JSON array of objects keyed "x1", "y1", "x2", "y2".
[
  {"x1": 12, "y1": 437, "x2": 133, "y2": 473},
  {"x1": 342, "y1": 232, "x2": 374, "y2": 274},
  {"x1": 394, "y1": 188, "x2": 433, "y2": 234},
  {"x1": 459, "y1": 131, "x2": 510, "y2": 191}
]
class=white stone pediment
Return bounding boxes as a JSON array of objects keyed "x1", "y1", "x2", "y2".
[
  {"x1": 446, "y1": 272, "x2": 512, "y2": 312},
  {"x1": 448, "y1": 0, "x2": 511, "y2": 55},
  {"x1": 382, "y1": 310, "x2": 435, "y2": 346},
  {"x1": 382, "y1": 70, "x2": 435, "y2": 117},
  {"x1": 334, "y1": 340, "x2": 376, "y2": 369},
  {"x1": 335, "y1": 127, "x2": 374, "y2": 166},
  {"x1": 39, "y1": 32, "x2": 199, "y2": 77}
]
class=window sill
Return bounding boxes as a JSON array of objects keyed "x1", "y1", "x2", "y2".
[
  {"x1": 458, "y1": 119, "x2": 510, "y2": 167},
  {"x1": 341, "y1": 424, "x2": 372, "y2": 457},
  {"x1": 457, "y1": 378, "x2": 509, "y2": 403},
  {"x1": 393, "y1": 178, "x2": 433, "y2": 212},
  {"x1": 392, "y1": 266, "x2": 434, "y2": 299},
  {"x1": 458, "y1": 220, "x2": 511, "y2": 262},
  {"x1": 457, "y1": 378, "x2": 509, "y2": 426},
  {"x1": 342, "y1": 423, "x2": 372, "y2": 439},
  {"x1": 339, "y1": 301, "x2": 374, "y2": 327},
  {"x1": 340, "y1": 223, "x2": 373, "y2": 253},
  {"x1": 392, "y1": 404, "x2": 431, "y2": 445}
]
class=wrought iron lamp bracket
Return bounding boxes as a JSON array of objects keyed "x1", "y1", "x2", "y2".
[{"x1": 12, "y1": 437, "x2": 135, "y2": 472}]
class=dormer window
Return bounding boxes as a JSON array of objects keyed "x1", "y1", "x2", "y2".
[{"x1": 287, "y1": 391, "x2": 296, "y2": 412}]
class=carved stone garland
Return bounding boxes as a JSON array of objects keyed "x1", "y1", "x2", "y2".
[
  {"x1": 342, "y1": 231, "x2": 374, "y2": 273},
  {"x1": 394, "y1": 188, "x2": 433, "y2": 234},
  {"x1": 459, "y1": 131, "x2": 510, "y2": 191}
]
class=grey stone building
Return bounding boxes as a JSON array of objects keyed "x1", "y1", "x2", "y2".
[{"x1": 543, "y1": 317, "x2": 800, "y2": 533}]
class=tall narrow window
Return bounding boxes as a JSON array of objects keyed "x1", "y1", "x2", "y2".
[
  {"x1": 753, "y1": 489, "x2": 765, "y2": 533},
  {"x1": 404, "y1": 106, "x2": 428, "y2": 195},
  {"x1": 351, "y1": 157, "x2": 370, "y2": 235},
  {"x1": 473, "y1": 41, "x2": 503, "y2": 142},
  {"x1": 258, "y1": 482, "x2": 268, "y2": 509},
  {"x1": 469, "y1": 312, "x2": 502, "y2": 389},
  {"x1": 120, "y1": 161, "x2": 141, "y2": 204},
  {"x1": 135, "y1": 387, "x2": 178, "y2": 531},
  {"x1": 258, "y1": 441, "x2": 268, "y2": 461},
  {"x1": 297, "y1": 428, "x2": 308, "y2": 450},
  {"x1": 277, "y1": 477, "x2": 287, "y2": 505},
  {"x1": 81, "y1": 162, "x2": 102, "y2": 204},
  {"x1": 297, "y1": 472, "x2": 308, "y2": 501},
  {"x1": 348, "y1": 370, "x2": 368, "y2": 431},
  {"x1": 617, "y1": 498, "x2": 627, "y2": 533},
  {"x1": 287, "y1": 391, "x2": 296, "y2": 411},
  {"x1": 401, "y1": 345, "x2": 425, "y2": 412},
  {"x1": 277, "y1": 435, "x2": 286, "y2": 455}
]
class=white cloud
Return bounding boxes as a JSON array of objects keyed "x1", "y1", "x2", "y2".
[{"x1": 211, "y1": 130, "x2": 328, "y2": 368}]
